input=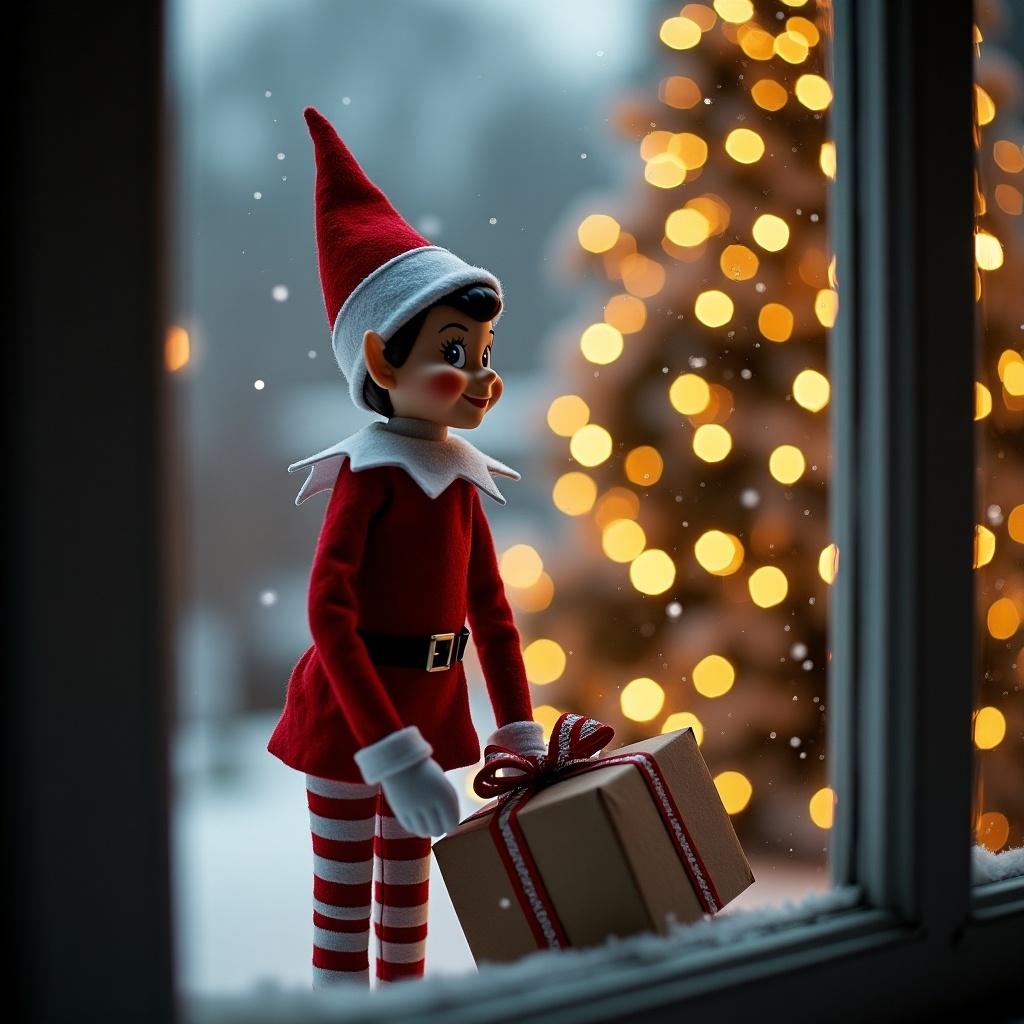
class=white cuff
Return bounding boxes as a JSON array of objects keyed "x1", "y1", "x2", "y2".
[
  {"x1": 486, "y1": 720, "x2": 546, "y2": 756},
  {"x1": 353, "y1": 726, "x2": 433, "y2": 784}
]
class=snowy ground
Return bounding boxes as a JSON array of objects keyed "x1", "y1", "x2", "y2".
[{"x1": 173, "y1": 711, "x2": 831, "y2": 997}]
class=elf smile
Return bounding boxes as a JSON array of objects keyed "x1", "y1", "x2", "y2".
[{"x1": 461, "y1": 392, "x2": 491, "y2": 409}]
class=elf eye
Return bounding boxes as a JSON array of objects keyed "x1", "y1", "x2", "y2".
[
  {"x1": 482, "y1": 345, "x2": 492, "y2": 368},
  {"x1": 441, "y1": 339, "x2": 467, "y2": 368}
]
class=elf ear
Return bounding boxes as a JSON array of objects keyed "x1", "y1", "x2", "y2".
[{"x1": 363, "y1": 330, "x2": 398, "y2": 390}]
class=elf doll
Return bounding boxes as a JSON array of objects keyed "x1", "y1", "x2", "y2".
[{"x1": 267, "y1": 108, "x2": 545, "y2": 989}]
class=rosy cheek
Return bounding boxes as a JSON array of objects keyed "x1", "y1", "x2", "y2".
[{"x1": 423, "y1": 368, "x2": 465, "y2": 399}]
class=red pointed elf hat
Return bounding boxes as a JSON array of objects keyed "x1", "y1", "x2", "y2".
[{"x1": 304, "y1": 106, "x2": 504, "y2": 412}]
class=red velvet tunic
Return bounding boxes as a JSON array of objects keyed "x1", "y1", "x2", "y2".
[{"x1": 268, "y1": 459, "x2": 532, "y2": 781}]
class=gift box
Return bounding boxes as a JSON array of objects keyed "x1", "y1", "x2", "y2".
[{"x1": 433, "y1": 714, "x2": 755, "y2": 964}]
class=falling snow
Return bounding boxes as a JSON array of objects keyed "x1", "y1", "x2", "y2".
[
  {"x1": 260, "y1": 591, "x2": 278, "y2": 607},
  {"x1": 254, "y1": 380, "x2": 265, "y2": 391},
  {"x1": 272, "y1": 285, "x2": 289, "y2": 302},
  {"x1": 489, "y1": 217, "x2": 498, "y2": 225},
  {"x1": 253, "y1": 192, "x2": 262, "y2": 200},
  {"x1": 666, "y1": 601, "x2": 683, "y2": 619},
  {"x1": 741, "y1": 488, "x2": 760, "y2": 509}
]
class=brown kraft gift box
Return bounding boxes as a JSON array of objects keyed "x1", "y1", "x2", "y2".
[{"x1": 433, "y1": 727, "x2": 755, "y2": 965}]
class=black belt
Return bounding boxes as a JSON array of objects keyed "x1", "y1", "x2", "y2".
[{"x1": 357, "y1": 626, "x2": 470, "y2": 672}]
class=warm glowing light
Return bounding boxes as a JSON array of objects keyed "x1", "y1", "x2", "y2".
[
  {"x1": 975, "y1": 231, "x2": 1004, "y2": 271},
  {"x1": 695, "y1": 289, "x2": 734, "y2": 327},
  {"x1": 752, "y1": 213, "x2": 790, "y2": 251},
  {"x1": 987, "y1": 597, "x2": 1020, "y2": 640},
  {"x1": 508, "y1": 571, "x2": 555, "y2": 613},
  {"x1": 695, "y1": 530, "x2": 744, "y2": 576},
  {"x1": 500, "y1": 544, "x2": 544, "y2": 589},
  {"x1": 671, "y1": 132, "x2": 709, "y2": 169},
  {"x1": 578, "y1": 214, "x2": 621, "y2": 253},
  {"x1": 580, "y1": 323, "x2": 624, "y2": 364},
  {"x1": 665, "y1": 207, "x2": 711, "y2": 247},
  {"x1": 165, "y1": 325, "x2": 191, "y2": 372},
  {"x1": 1008, "y1": 504, "x2": 1024, "y2": 543},
  {"x1": 713, "y1": 0, "x2": 753, "y2": 24},
  {"x1": 1002, "y1": 361, "x2": 1024, "y2": 397},
  {"x1": 547, "y1": 394, "x2": 590, "y2": 436},
  {"x1": 693, "y1": 423, "x2": 733, "y2": 462},
  {"x1": 738, "y1": 26, "x2": 775, "y2": 61},
  {"x1": 974, "y1": 381, "x2": 992, "y2": 420},
  {"x1": 570, "y1": 424, "x2": 613, "y2": 467},
  {"x1": 621, "y1": 253, "x2": 667, "y2": 297},
  {"x1": 809, "y1": 787, "x2": 834, "y2": 829},
  {"x1": 552, "y1": 472, "x2": 598, "y2": 516},
  {"x1": 693, "y1": 654, "x2": 735, "y2": 698},
  {"x1": 602, "y1": 519, "x2": 647, "y2": 563},
  {"x1": 620, "y1": 677, "x2": 666, "y2": 722},
  {"x1": 975, "y1": 84, "x2": 996, "y2": 126},
  {"x1": 998, "y1": 349, "x2": 1024, "y2": 381},
  {"x1": 662, "y1": 76, "x2": 703, "y2": 109},
  {"x1": 815, "y1": 288, "x2": 839, "y2": 327},
  {"x1": 720, "y1": 243, "x2": 759, "y2": 281},
  {"x1": 795, "y1": 74, "x2": 832, "y2": 111},
  {"x1": 793, "y1": 369, "x2": 830, "y2": 411},
  {"x1": 725, "y1": 128, "x2": 766, "y2": 164},
  {"x1": 995, "y1": 184, "x2": 1023, "y2": 216},
  {"x1": 786, "y1": 16, "x2": 820, "y2": 46},
  {"x1": 670, "y1": 373, "x2": 712, "y2": 415},
  {"x1": 625, "y1": 446, "x2": 664, "y2": 486},
  {"x1": 769, "y1": 444, "x2": 806, "y2": 485},
  {"x1": 751, "y1": 79, "x2": 788, "y2": 111},
  {"x1": 819, "y1": 140, "x2": 836, "y2": 179},
  {"x1": 629, "y1": 549, "x2": 677, "y2": 595},
  {"x1": 976, "y1": 811, "x2": 1010, "y2": 853},
  {"x1": 758, "y1": 303, "x2": 794, "y2": 342},
  {"x1": 660, "y1": 16, "x2": 702, "y2": 50},
  {"x1": 774, "y1": 30, "x2": 809, "y2": 64},
  {"x1": 533, "y1": 704, "x2": 563, "y2": 741},
  {"x1": 714, "y1": 771, "x2": 752, "y2": 814},
  {"x1": 748, "y1": 565, "x2": 789, "y2": 608},
  {"x1": 974, "y1": 525, "x2": 996, "y2": 569},
  {"x1": 605, "y1": 294, "x2": 647, "y2": 334},
  {"x1": 688, "y1": 194, "x2": 730, "y2": 234},
  {"x1": 818, "y1": 543, "x2": 839, "y2": 584},
  {"x1": 993, "y1": 140, "x2": 1024, "y2": 173},
  {"x1": 594, "y1": 487, "x2": 640, "y2": 529},
  {"x1": 523, "y1": 639, "x2": 566, "y2": 685},
  {"x1": 645, "y1": 152, "x2": 687, "y2": 189},
  {"x1": 662, "y1": 711, "x2": 704, "y2": 745},
  {"x1": 682, "y1": 3, "x2": 717, "y2": 30},
  {"x1": 974, "y1": 706, "x2": 1007, "y2": 750}
]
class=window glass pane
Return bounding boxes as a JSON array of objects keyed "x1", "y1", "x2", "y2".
[
  {"x1": 167, "y1": 0, "x2": 840, "y2": 997},
  {"x1": 972, "y1": 3, "x2": 1024, "y2": 877}
]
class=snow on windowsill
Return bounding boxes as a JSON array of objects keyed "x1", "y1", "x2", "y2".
[
  {"x1": 972, "y1": 842, "x2": 1024, "y2": 885},
  {"x1": 186, "y1": 883, "x2": 863, "y2": 1024}
]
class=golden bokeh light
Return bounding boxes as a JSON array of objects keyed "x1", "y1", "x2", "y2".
[
  {"x1": 621, "y1": 677, "x2": 667, "y2": 722},
  {"x1": 974, "y1": 381, "x2": 992, "y2": 420},
  {"x1": 666, "y1": 207, "x2": 711, "y2": 247},
  {"x1": 621, "y1": 253, "x2": 667, "y2": 297},
  {"x1": 786, "y1": 16, "x2": 820, "y2": 45},
  {"x1": 748, "y1": 565, "x2": 789, "y2": 608},
  {"x1": 661, "y1": 76, "x2": 703, "y2": 110},
  {"x1": 769, "y1": 444, "x2": 806, "y2": 484},
  {"x1": 580, "y1": 322, "x2": 625, "y2": 364},
  {"x1": 815, "y1": 288, "x2": 839, "y2": 327},
  {"x1": 820, "y1": 140, "x2": 837, "y2": 179},
  {"x1": 1008, "y1": 504, "x2": 1024, "y2": 543},
  {"x1": 818, "y1": 542, "x2": 839, "y2": 584},
  {"x1": 774, "y1": 30, "x2": 809, "y2": 64},
  {"x1": 999, "y1": 348, "x2": 1024, "y2": 380},
  {"x1": 793, "y1": 368, "x2": 830, "y2": 411},
  {"x1": 986, "y1": 597, "x2": 1021, "y2": 640},
  {"x1": 1003, "y1": 361, "x2": 1024, "y2": 398},
  {"x1": 644, "y1": 152, "x2": 687, "y2": 189},
  {"x1": 594, "y1": 487, "x2": 641, "y2": 529},
  {"x1": 720, "y1": 243, "x2": 760, "y2": 280},
  {"x1": 532, "y1": 704, "x2": 563, "y2": 741},
  {"x1": 523, "y1": 638, "x2": 566, "y2": 686},
  {"x1": 552, "y1": 471, "x2": 598, "y2": 516},
  {"x1": 165, "y1": 325, "x2": 191, "y2": 372},
  {"x1": 605, "y1": 293, "x2": 648, "y2": 334},
  {"x1": 976, "y1": 811, "x2": 1010, "y2": 853},
  {"x1": 682, "y1": 2, "x2": 717, "y2": 30},
  {"x1": 602, "y1": 518, "x2": 647, "y2": 563},
  {"x1": 670, "y1": 373, "x2": 712, "y2": 415},
  {"x1": 975, "y1": 84, "x2": 996, "y2": 125},
  {"x1": 974, "y1": 524, "x2": 996, "y2": 568},
  {"x1": 629, "y1": 549, "x2": 677, "y2": 595},
  {"x1": 758, "y1": 302, "x2": 795, "y2": 342},
  {"x1": 695, "y1": 530, "x2": 744, "y2": 575},
  {"x1": 695, "y1": 289, "x2": 735, "y2": 327},
  {"x1": 752, "y1": 213, "x2": 790, "y2": 251},
  {"x1": 738, "y1": 26, "x2": 775, "y2": 61},
  {"x1": 725, "y1": 128, "x2": 766, "y2": 164},
  {"x1": 714, "y1": 771, "x2": 753, "y2": 814},
  {"x1": 507, "y1": 571, "x2": 555, "y2": 613},
  {"x1": 693, "y1": 654, "x2": 736, "y2": 697},
  {"x1": 688, "y1": 194, "x2": 731, "y2": 234},
  {"x1": 693, "y1": 423, "x2": 733, "y2": 463},
  {"x1": 751, "y1": 78, "x2": 788, "y2": 111},
  {"x1": 659, "y1": 16, "x2": 702, "y2": 50},
  {"x1": 795, "y1": 73, "x2": 833, "y2": 110},
  {"x1": 975, "y1": 230, "x2": 1004, "y2": 271},
  {"x1": 809, "y1": 787, "x2": 835, "y2": 829},
  {"x1": 995, "y1": 183, "x2": 1023, "y2": 216},
  {"x1": 993, "y1": 139, "x2": 1024, "y2": 173},
  {"x1": 625, "y1": 445, "x2": 664, "y2": 486},
  {"x1": 974, "y1": 706, "x2": 1006, "y2": 750},
  {"x1": 662, "y1": 711, "x2": 705, "y2": 745},
  {"x1": 499, "y1": 544, "x2": 544, "y2": 589},
  {"x1": 547, "y1": 394, "x2": 590, "y2": 436},
  {"x1": 713, "y1": 0, "x2": 753, "y2": 24},
  {"x1": 570, "y1": 423, "x2": 614, "y2": 467},
  {"x1": 671, "y1": 133, "x2": 710, "y2": 169},
  {"x1": 578, "y1": 214, "x2": 621, "y2": 253}
]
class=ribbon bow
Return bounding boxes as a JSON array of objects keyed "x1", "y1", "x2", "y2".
[{"x1": 474, "y1": 713, "x2": 615, "y2": 800}]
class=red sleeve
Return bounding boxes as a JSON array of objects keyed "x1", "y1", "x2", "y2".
[
  {"x1": 307, "y1": 460, "x2": 405, "y2": 746},
  {"x1": 466, "y1": 488, "x2": 534, "y2": 727}
]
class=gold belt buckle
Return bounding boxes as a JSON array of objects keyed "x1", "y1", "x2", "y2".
[{"x1": 426, "y1": 632, "x2": 456, "y2": 672}]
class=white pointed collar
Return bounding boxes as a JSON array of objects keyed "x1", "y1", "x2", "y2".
[{"x1": 288, "y1": 416, "x2": 521, "y2": 506}]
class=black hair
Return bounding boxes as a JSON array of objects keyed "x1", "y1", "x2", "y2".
[{"x1": 362, "y1": 282, "x2": 502, "y2": 418}]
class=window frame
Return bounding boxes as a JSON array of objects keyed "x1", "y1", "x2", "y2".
[{"x1": 12, "y1": 0, "x2": 1022, "y2": 1020}]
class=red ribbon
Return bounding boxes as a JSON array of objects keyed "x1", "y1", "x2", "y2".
[{"x1": 470, "y1": 712, "x2": 722, "y2": 950}]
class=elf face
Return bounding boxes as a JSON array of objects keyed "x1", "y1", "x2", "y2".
[{"x1": 363, "y1": 303, "x2": 504, "y2": 429}]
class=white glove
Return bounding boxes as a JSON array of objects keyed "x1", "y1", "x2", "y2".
[
  {"x1": 353, "y1": 725, "x2": 460, "y2": 838},
  {"x1": 380, "y1": 757, "x2": 460, "y2": 838},
  {"x1": 486, "y1": 720, "x2": 547, "y2": 759}
]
